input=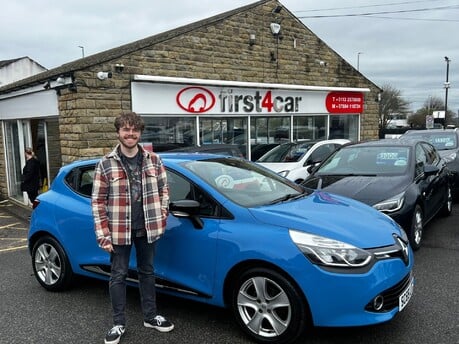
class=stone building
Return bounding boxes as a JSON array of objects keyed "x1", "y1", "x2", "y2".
[{"x1": 0, "y1": 0, "x2": 381, "y2": 205}]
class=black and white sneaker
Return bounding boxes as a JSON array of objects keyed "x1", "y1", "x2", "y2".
[
  {"x1": 144, "y1": 315, "x2": 174, "y2": 332},
  {"x1": 104, "y1": 325, "x2": 125, "y2": 344}
]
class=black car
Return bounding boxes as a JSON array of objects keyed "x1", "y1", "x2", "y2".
[
  {"x1": 302, "y1": 139, "x2": 453, "y2": 250},
  {"x1": 401, "y1": 128, "x2": 459, "y2": 198}
]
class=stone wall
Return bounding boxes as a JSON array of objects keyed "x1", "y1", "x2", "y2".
[{"x1": 56, "y1": 0, "x2": 380, "y2": 163}]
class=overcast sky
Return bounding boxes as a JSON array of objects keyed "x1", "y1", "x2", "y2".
[{"x1": 1, "y1": 0, "x2": 458, "y2": 113}]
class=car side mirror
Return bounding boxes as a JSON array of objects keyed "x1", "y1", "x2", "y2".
[
  {"x1": 169, "y1": 200, "x2": 204, "y2": 229},
  {"x1": 423, "y1": 164, "x2": 439, "y2": 178}
]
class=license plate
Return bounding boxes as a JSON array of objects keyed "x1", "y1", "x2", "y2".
[{"x1": 399, "y1": 278, "x2": 414, "y2": 312}]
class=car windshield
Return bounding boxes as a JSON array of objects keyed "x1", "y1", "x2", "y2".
[
  {"x1": 404, "y1": 132, "x2": 457, "y2": 150},
  {"x1": 257, "y1": 142, "x2": 314, "y2": 163},
  {"x1": 317, "y1": 146, "x2": 410, "y2": 175},
  {"x1": 183, "y1": 158, "x2": 306, "y2": 207}
]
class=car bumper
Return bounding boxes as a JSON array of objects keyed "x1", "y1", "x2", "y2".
[{"x1": 292, "y1": 250, "x2": 414, "y2": 327}]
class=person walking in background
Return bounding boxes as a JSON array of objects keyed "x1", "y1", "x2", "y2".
[
  {"x1": 21, "y1": 147, "x2": 41, "y2": 205},
  {"x1": 91, "y1": 112, "x2": 173, "y2": 344}
]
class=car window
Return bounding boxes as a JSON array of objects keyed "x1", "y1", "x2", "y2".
[
  {"x1": 404, "y1": 131, "x2": 458, "y2": 150},
  {"x1": 257, "y1": 142, "x2": 314, "y2": 163},
  {"x1": 64, "y1": 166, "x2": 95, "y2": 197},
  {"x1": 415, "y1": 143, "x2": 427, "y2": 177},
  {"x1": 167, "y1": 169, "x2": 221, "y2": 217},
  {"x1": 318, "y1": 146, "x2": 409, "y2": 175},
  {"x1": 420, "y1": 142, "x2": 439, "y2": 165},
  {"x1": 429, "y1": 133, "x2": 457, "y2": 150},
  {"x1": 183, "y1": 158, "x2": 304, "y2": 207},
  {"x1": 307, "y1": 144, "x2": 334, "y2": 164}
]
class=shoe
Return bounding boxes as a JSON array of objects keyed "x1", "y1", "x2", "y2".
[
  {"x1": 144, "y1": 315, "x2": 174, "y2": 332},
  {"x1": 104, "y1": 325, "x2": 125, "y2": 344}
]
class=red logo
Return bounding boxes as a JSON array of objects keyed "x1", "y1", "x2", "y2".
[
  {"x1": 326, "y1": 92, "x2": 364, "y2": 114},
  {"x1": 176, "y1": 86, "x2": 216, "y2": 113}
]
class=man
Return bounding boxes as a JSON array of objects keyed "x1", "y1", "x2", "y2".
[{"x1": 92, "y1": 112, "x2": 173, "y2": 344}]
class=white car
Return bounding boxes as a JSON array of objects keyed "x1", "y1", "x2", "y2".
[{"x1": 256, "y1": 139, "x2": 350, "y2": 183}]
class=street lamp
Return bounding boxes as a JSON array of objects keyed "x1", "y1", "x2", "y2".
[
  {"x1": 78, "y1": 45, "x2": 85, "y2": 58},
  {"x1": 444, "y1": 57, "x2": 451, "y2": 126},
  {"x1": 357, "y1": 52, "x2": 363, "y2": 71}
]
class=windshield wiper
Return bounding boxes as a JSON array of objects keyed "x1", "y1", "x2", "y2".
[
  {"x1": 268, "y1": 193, "x2": 304, "y2": 204},
  {"x1": 318, "y1": 173, "x2": 377, "y2": 177}
]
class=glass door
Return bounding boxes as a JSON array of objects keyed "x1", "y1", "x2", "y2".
[{"x1": 3, "y1": 119, "x2": 48, "y2": 205}]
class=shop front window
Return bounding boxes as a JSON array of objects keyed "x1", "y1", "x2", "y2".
[
  {"x1": 293, "y1": 116, "x2": 327, "y2": 141},
  {"x1": 329, "y1": 115, "x2": 359, "y2": 142},
  {"x1": 142, "y1": 117, "x2": 195, "y2": 152},
  {"x1": 250, "y1": 117, "x2": 290, "y2": 144}
]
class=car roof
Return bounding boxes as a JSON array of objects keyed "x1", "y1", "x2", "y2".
[
  {"x1": 344, "y1": 138, "x2": 427, "y2": 148},
  {"x1": 403, "y1": 128, "x2": 459, "y2": 135},
  {"x1": 58, "y1": 153, "x2": 233, "y2": 172}
]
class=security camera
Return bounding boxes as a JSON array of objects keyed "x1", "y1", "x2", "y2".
[
  {"x1": 270, "y1": 23, "x2": 281, "y2": 35},
  {"x1": 97, "y1": 71, "x2": 112, "y2": 80}
]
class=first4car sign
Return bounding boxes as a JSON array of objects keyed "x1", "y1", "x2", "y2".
[{"x1": 132, "y1": 80, "x2": 365, "y2": 115}]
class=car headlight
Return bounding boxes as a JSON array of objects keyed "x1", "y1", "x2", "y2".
[
  {"x1": 289, "y1": 230, "x2": 372, "y2": 268},
  {"x1": 373, "y1": 192, "x2": 405, "y2": 213},
  {"x1": 278, "y1": 170, "x2": 289, "y2": 177}
]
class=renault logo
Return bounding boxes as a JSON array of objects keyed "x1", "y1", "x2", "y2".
[{"x1": 396, "y1": 236, "x2": 409, "y2": 265}]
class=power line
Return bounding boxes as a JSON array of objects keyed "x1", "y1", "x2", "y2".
[
  {"x1": 296, "y1": 4, "x2": 459, "y2": 19},
  {"x1": 361, "y1": 15, "x2": 459, "y2": 22},
  {"x1": 294, "y1": 0, "x2": 438, "y2": 13}
]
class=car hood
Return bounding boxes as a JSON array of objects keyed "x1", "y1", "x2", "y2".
[
  {"x1": 303, "y1": 175, "x2": 409, "y2": 205},
  {"x1": 249, "y1": 191, "x2": 402, "y2": 248}
]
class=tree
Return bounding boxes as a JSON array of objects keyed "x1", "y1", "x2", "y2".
[
  {"x1": 378, "y1": 84, "x2": 410, "y2": 129},
  {"x1": 408, "y1": 96, "x2": 452, "y2": 128}
]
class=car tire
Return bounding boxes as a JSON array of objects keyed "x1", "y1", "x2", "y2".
[
  {"x1": 31, "y1": 236, "x2": 73, "y2": 291},
  {"x1": 440, "y1": 186, "x2": 453, "y2": 217},
  {"x1": 231, "y1": 268, "x2": 308, "y2": 344},
  {"x1": 409, "y1": 205, "x2": 423, "y2": 251}
]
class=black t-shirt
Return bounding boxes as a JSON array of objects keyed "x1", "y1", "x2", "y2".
[{"x1": 120, "y1": 151, "x2": 145, "y2": 234}]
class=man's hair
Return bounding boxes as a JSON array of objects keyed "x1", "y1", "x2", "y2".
[{"x1": 114, "y1": 112, "x2": 145, "y2": 132}]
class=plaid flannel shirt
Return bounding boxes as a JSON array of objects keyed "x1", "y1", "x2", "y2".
[{"x1": 91, "y1": 144, "x2": 169, "y2": 246}]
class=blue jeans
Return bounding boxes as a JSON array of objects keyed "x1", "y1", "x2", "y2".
[{"x1": 110, "y1": 237, "x2": 157, "y2": 326}]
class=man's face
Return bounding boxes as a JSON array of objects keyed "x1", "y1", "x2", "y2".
[{"x1": 117, "y1": 124, "x2": 141, "y2": 149}]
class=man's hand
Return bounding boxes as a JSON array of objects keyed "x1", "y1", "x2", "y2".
[{"x1": 101, "y1": 243, "x2": 114, "y2": 253}]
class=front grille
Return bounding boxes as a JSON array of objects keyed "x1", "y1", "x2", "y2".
[{"x1": 365, "y1": 272, "x2": 412, "y2": 312}]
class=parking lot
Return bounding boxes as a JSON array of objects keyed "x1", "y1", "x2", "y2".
[{"x1": 0, "y1": 200, "x2": 457, "y2": 344}]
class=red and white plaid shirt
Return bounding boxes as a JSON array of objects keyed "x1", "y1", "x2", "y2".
[{"x1": 92, "y1": 144, "x2": 169, "y2": 246}]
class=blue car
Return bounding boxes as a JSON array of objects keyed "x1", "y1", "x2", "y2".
[{"x1": 28, "y1": 153, "x2": 414, "y2": 344}]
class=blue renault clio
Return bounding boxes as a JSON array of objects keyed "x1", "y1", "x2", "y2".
[{"x1": 28, "y1": 153, "x2": 414, "y2": 344}]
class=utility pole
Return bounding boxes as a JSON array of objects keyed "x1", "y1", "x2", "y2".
[{"x1": 444, "y1": 56, "x2": 451, "y2": 127}]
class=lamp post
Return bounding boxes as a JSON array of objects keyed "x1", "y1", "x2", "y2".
[
  {"x1": 357, "y1": 52, "x2": 363, "y2": 71},
  {"x1": 78, "y1": 45, "x2": 85, "y2": 58},
  {"x1": 444, "y1": 57, "x2": 451, "y2": 127}
]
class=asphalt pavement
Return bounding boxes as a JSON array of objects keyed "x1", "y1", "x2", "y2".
[{"x1": 0, "y1": 200, "x2": 458, "y2": 344}]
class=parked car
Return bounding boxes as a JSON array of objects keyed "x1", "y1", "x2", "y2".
[
  {"x1": 28, "y1": 153, "x2": 414, "y2": 344},
  {"x1": 256, "y1": 139, "x2": 350, "y2": 183},
  {"x1": 302, "y1": 139, "x2": 453, "y2": 250},
  {"x1": 401, "y1": 128, "x2": 459, "y2": 198},
  {"x1": 249, "y1": 143, "x2": 280, "y2": 161},
  {"x1": 167, "y1": 144, "x2": 245, "y2": 158}
]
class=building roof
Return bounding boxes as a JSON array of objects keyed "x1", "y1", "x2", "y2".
[
  {"x1": 0, "y1": 0, "x2": 268, "y2": 94},
  {"x1": 0, "y1": 58, "x2": 23, "y2": 68},
  {"x1": 0, "y1": 56, "x2": 46, "y2": 70}
]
